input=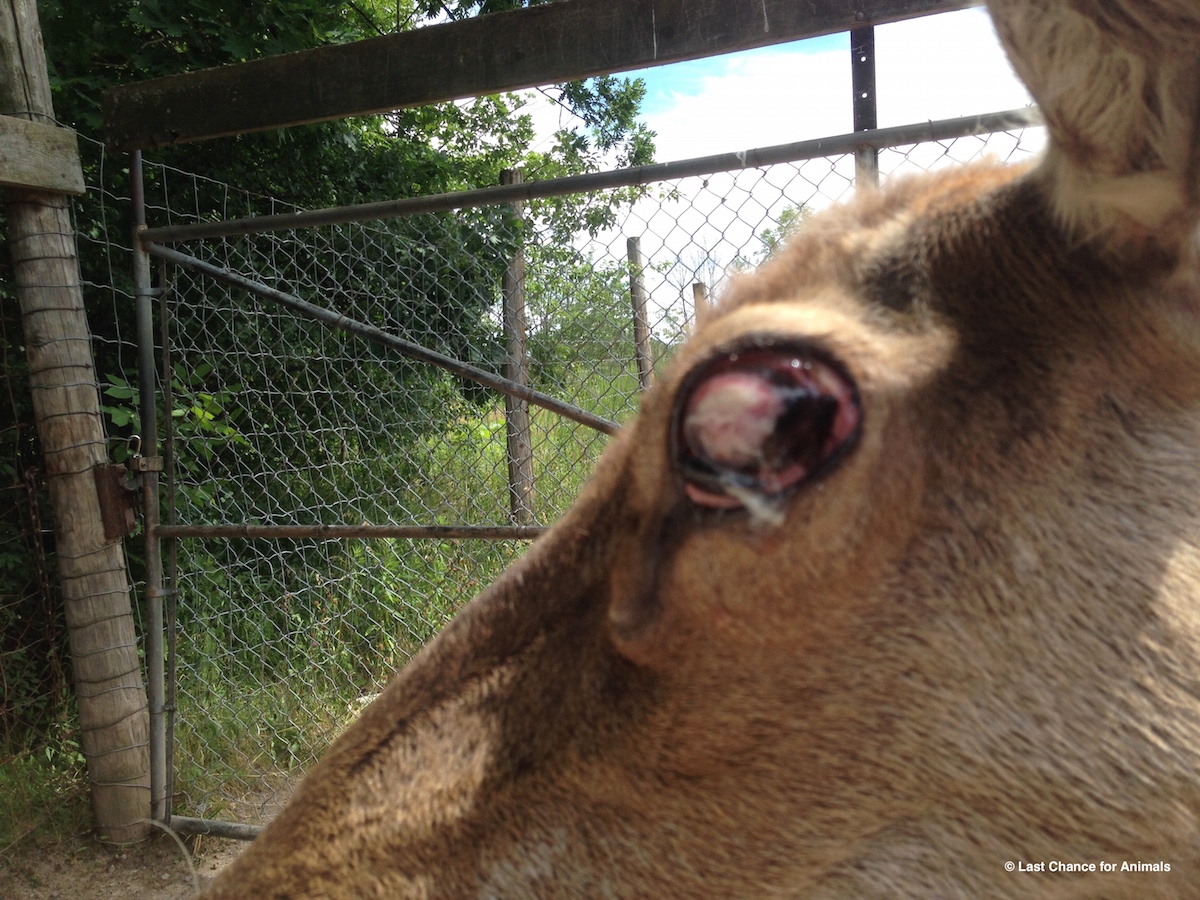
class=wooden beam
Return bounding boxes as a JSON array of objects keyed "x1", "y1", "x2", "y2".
[
  {"x1": 102, "y1": 0, "x2": 981, "y2": 151},
  {"x1": 0, "y1": 115, "x2": 84, "y2": 194},
  {"x1": 2, "y1": 0, "x2": 151, "y2": 844}
]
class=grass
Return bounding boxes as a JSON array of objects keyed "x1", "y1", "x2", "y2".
[
  {"x1": 0, "y1": 727, "x2": 91, "y2": 855},
  {"x1": 4, "y1": 360, "x2": 649, "y2": 838}
]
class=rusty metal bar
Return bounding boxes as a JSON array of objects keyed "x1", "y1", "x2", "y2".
[
  {"x1": 155, "y1": 257, "x2": 179, "y2": 828},
  {"x1": 154, "y1": 523, "x2": 549, "y2": 540},
  {"x1": 139, "y1": 108, "x2": 1043, "y2": 244},
  {"x1": 170, "y1": 815, "x2": 263, "y2": 841},
  {"x1": 132, "y1": 149, "x2": 168, "y2": 826},
  {"x1": 852, "y1": 26, "x2": 880, "y2": 187},
  {"x1": 145, "y1": 243, "x2": 620, "y2": 436}
]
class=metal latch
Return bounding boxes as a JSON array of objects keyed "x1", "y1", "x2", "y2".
[
  {"x1": 94, "y1": 435, "x2": 162, "y2": 540},
  {"x1": 94, "y1": 464, "x2": 139, "y2": 540}
]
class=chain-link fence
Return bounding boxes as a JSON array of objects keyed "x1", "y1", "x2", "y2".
[
  {"x1": 127, "y1": 111, "x2": 1044, "y2": 828},
  {"x1": 0, "y1": 108, "x2": 1045, "y2": 840}
]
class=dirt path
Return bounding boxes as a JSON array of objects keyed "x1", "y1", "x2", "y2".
[
  {"x1": 2, "y1": 778, "x2": 295, "y2": 897},
  {"x1": 0, "y1": 831, "x2": 245, "y2": 899}
]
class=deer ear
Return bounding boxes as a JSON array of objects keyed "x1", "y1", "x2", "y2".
[{"x1": 986, "y1": 0, "x2": 1200, "y2": 245}]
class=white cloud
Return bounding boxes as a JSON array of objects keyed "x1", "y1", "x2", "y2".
[
  {"x1": 875, "y1": 8, "x2": 1031, "y2": 126},
  {"x1": 640, "y1": 8, "x2": 1031, "y2": 161},
  {"x1": 645, "y1": 48, "x2": 852, "y2": 162},
  {"x1": 512, "y1": 9, "x2": 1043, "y2": 332},
  {"x1": 513, "y1": 9, "x2": 1032, "y2": 170}
]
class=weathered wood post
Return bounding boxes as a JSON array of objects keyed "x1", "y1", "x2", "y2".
[
  {"x1": 691, "y1": 281, "x2": 709, "y2": 325},
  {"x1": 500, "y1": 169, "x2": 535, "y2": 525},
  {"x1": 1, "y1": 0, "x2": 151, "y2": 842},
  {"x1": 626, "y1": 236, "x2": 653, "y2": 392}
]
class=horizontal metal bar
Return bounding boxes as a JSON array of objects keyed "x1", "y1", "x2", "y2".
[
  {"x1": 145, "y1": 243, "x2": 620, "y2": 435},
  {"x1": 140, "y1": 107, "x2": 1043, "y2": 244},
  {"x1": 154, "y1": 523, "x2": 549, "y2": 540},
  {"x1": 169, "y1": 815, "x2": 262, "y2": 841}
]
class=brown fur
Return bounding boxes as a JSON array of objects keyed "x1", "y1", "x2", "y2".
[{"x1": 202, "y1": 2, "x2": 1200, "y2": 896}]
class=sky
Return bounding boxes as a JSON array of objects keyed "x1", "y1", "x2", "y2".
[
  {"x1": 524, "y1": 6, "x2": 1033, "y2": 164},
  {"x1": 514, "y1": 6, "x2": 1042, "y2": 330}
]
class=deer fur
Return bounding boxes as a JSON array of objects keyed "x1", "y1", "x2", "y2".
[{"x1": 201, "y1": 1, "x2": 1200, "y2": 896}]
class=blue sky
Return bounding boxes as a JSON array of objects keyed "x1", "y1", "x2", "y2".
[
  {"x1": 629, "y1": 34, "x2": 848, "y2": 118},
  {"x1": 514, "y1": 7, "x2": 1041, "y2": 334},
  {"x1": 529, "y1": 7, "x2": 1033, "y2": 163}
]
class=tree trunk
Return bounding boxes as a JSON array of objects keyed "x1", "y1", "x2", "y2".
[{"x1": 1, "y1": 0, "x2": 150, "y2": 843}]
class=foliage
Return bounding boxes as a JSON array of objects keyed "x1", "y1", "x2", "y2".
[
  {"x1": 0, "y1": 714, "x2": 89, "y2": 852},
  {"x1": 40, "y1": 0, "x2": 653, "y2": 205},
  {"x1": 2, "y1": 0, "x2": 658, "y2": 842},
  {"x1": 524, "y1": 245, "x2": 635, "y2": 392},
  {"x1": 0, "y1": 291, "x2": 76, "y2": 847},
  {"x1": 756, "y1": 202, "x2": 813, "y2": 260}
]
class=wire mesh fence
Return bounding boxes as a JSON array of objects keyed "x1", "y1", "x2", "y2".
[
  {"x1": 0, "y1": 109, "x2": 1046, "y2": 838},
  {"x1": 138, "y1": 115, "x2": 1044, "y2": 826}
]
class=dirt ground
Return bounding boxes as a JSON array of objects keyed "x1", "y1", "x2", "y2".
[
  {"x1": 0, "y1": 772, "x2": 297, "y2": 897},
  {"x1": 0, "y1": 831, "x2": 246, "y2": 899}
]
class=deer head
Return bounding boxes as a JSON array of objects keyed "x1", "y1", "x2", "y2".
[{"x1": 202, "y1": 1, "x2": 1200, "y2": 896}]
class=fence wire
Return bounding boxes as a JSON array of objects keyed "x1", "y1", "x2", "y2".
[
  {"x1": 0, "y1": 133, "x2": 146, "y2": 852},
  {"x1": 137, "y1": 120, "x2": 1043, "y2": 825}
]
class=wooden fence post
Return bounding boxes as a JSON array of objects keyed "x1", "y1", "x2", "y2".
[
  {"x1": 500, "y1": 169, "x2": 534, "y2": 525},
  {"x1": 1, "y1": 0, "x2": 150, "y2": 842},
  {"x1": 691, "y1": 281, "x2": 709, "y2": 324},
  {"x1": 626, "y1": 237, "x2": 653, "y2": 392}
]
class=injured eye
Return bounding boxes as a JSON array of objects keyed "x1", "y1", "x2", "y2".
[{"x1": 672, "y1": 342, "x2": 862, "y2": 513}]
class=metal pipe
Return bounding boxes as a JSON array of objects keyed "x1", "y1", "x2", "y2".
[
  {"x1": 851, "y1": 26, "x2": 879, "y2": 188},
  {"x1": 140, "y1": 108, "x2": 1043, "y2": 244},
  {"x1": 169, "y1": 815, "x2": 263, "y2": 841},
  {"x1": 157, "y1": 260, "x2": 178, "y2": 828},
  {"x1": 132, "y1": 150, "x2": 167, "y2": 825},
  {"x1": 154, "y1": 523, "x2": 549, "y2": 540},
  {"x1": 145, "y1": 243, "x2": 620, "y2": 435}
]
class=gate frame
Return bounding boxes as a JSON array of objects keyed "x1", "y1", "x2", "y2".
[{"x1": 131, "y1": 105, "x2": 1041, "y2": 838}]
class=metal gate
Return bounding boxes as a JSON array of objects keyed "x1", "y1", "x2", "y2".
[{"x1": 130, "y1": 109, "x2": 1041, "y2": 835}]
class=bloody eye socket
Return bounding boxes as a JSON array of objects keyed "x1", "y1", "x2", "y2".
[{"x1": 672, "y1": 343, "x2": 862, "y2": 511}]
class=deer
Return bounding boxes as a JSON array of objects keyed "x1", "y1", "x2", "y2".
[{"x1": 201, "y1": 0, "x2": 1200, "y2": 896}]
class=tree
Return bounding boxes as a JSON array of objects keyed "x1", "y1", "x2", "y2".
[
  {"x1": 1, "y1": 0, "x2": 658, "y2": 836},
  {"x1": 756, "y1": 202, "x2": 813, "y2": 259},
  {"x1": 662, "y1": 240, "x2": 732, "y2": 344}
]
